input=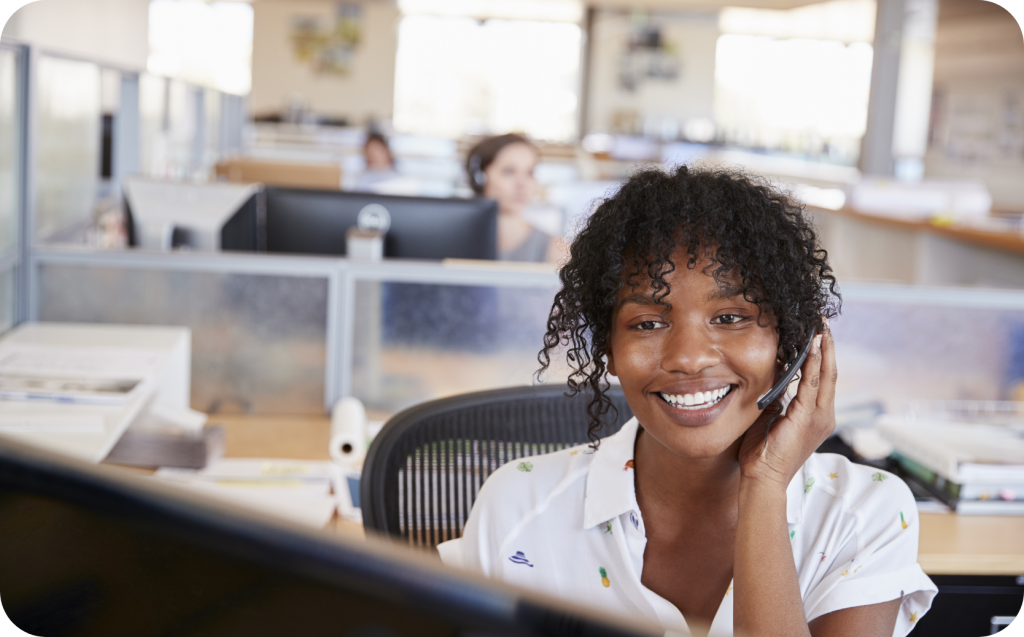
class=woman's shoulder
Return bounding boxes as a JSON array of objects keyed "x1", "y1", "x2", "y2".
[
  {"x1": 800, "y1": 452, "x2": 916, "y2": 519},
  {"x1": 472, "y1": 444, "x2": 595, "y2": 519}
]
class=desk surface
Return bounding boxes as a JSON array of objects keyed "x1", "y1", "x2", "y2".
[{"x1": 206, "y1": 414, "x2": 1024, "y2": 576}]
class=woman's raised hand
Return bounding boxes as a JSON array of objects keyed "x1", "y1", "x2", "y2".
[{"x1": 737, "y1": 323, "x2": 837, "y2": 491}]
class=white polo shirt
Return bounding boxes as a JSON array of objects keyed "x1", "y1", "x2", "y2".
[{"x1": 438, "y1": 418, "x2": 937, "y2": 637}]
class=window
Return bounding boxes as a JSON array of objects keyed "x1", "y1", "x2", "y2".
[
  {"x1": 393, "y1": 15, "x2": 582, "y2": 142},
  {"x1": 148, "y1": 0, "x2": 253, "y2": 95}
]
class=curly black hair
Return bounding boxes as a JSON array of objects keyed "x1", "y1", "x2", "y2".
[{"x1": 537, "y1": 164, "x2": 840, "y2": 444}]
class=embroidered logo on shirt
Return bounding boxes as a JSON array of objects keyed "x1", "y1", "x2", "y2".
[
  {"x1": 725, "y1": 583, "x2": 733, "y2": 597},
  {"x1": 599, "y1": 567, "x2": 611, "y2": 588},
  {"x1": 804, "y1": 477, "x2": 815, "y2": 493},
  {"x1": 517, "y1": 461, "x2": 533, "y2": 472},
  {"x1": 790, "y1": 530, "x2": 795, "y2": 540},
  {"x1": 623, "y1": 459, "x2": 635, "y2": 471},
  {"x1": 872, "y1": 472, "x2": 888, "y2": 482},
  {"x1": 630, "y1": 511, "x2": 640, "y2": 530},
  {"x1": 900, "y1": 511, "x2": 908, "y2": 529},
  {"x1": 910, "y1": 611, "x2": 918, "y2": 624},
  {"x1": 604, "y1": 520, "x2": 613, "y2": 535},
  {"x1": 819, "y1": 551, "x2": 827, "y2": 563},
  {"x1": 509, "y1": 551, "x2": 534, "y2": 567},
  {"x1": 828, "y1": 472, "x2": 839, "y2": 480}
]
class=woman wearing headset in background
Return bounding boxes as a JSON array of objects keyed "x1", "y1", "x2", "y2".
[{"x1": 466, "y1": 134, "x2": 568, "y2": 263}]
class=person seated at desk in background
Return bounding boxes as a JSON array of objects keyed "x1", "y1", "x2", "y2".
[
  {"x1": 439, "y1": 166, "x2": 937, "y2": 637},
  {"x1": 466, "y1": 134, "x2": 567, "y2": 263},
  {"x1": 354, "y1": 132, "x2": 400, "y2": 192}
]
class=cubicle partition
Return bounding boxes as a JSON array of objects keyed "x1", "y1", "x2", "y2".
[
  {"x1": 0, "y1": 43, "x2": 24, "y2": 335},
  {"x1": 27, "y1": 244, "x2": 1024, "y2": 416}
]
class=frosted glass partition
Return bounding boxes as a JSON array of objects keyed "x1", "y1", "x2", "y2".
[
  {"x1": 351, "y1": 280, "x2": 562, "y2": 413},
  {"x1": 0, "y1": 48, "x2": 17, "y2": 255},
  {"x1": 0, "y1": 268, "x2": 13, "y2": 334},
  {"x1": 832, "y1": 292, "x2": 1024, "y2": 410},
  {"x1": 36, "y1": 56, "x2": 100, "y2": 242},
  {"x1": 36, "y1": 263, "x2": 330, "y2": 414}
]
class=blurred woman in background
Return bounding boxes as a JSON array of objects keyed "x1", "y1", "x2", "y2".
[
  {"x1": 355, "y1": 132, "x2": 399, "y2": 192},
  {"x1": 466, "y1": 134, "x2": 566, "y2": 263}
]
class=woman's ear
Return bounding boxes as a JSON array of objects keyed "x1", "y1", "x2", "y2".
[{"x1": 606, "y1": 350, "x2": 617, "y2": 377}]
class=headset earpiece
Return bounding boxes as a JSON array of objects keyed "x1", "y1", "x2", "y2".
[{"x1": 469, "y1": 154, "x2": 487, "y2": 190}]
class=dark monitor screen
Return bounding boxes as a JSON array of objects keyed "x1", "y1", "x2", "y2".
[
  {"x1": 265, "y1": 188, "x2": 498, "y2": 260},
  {"x1": 0, "y1": 438, "x2": 658, "y2": 637}
]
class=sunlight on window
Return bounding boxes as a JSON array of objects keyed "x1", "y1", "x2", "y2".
[
  {"x1": 714, "y1": 35, "x2": 873, "y2": 163},
  {"x1": 148, "y1": 0, "x2": 253, "y2": 95},
  {"x1": 393, "y1": 16, "x2": 581, "y2": 142},
  {"x1": 713, "y1": 0, "x2": 875, "y2": 163}
]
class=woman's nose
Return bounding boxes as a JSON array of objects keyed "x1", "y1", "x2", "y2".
[{"x1": 661, "y1": 323, "x2": 722, "y2": 374}]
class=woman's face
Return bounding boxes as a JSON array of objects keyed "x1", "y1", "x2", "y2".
[
  {"x1": 606, "y1": 248, "x2": 779, "y2": 460},
  {"x1": 483, "y1": 143, "x2": 538, "y2": 216},
  {"x1": 365, "y1": 140, "x2": 392, "y2": 170}
]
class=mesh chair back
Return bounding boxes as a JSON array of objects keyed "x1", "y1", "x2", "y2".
[{"x1": 361, "y1": 385, "x2": 633, "y2": 549}]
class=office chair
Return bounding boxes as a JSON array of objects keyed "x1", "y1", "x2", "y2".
[{"x1": 360, "y1": 385, "x2": 634, "y2": 549}]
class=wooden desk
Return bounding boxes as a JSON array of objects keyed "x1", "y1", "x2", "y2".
[{"x1": 206, "y1": 414, "x2": 1024, "y2": 576}]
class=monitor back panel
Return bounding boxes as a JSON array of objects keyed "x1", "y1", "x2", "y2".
[{"x1": 265, "y1": 188, "x2": 498, "y2": 260}]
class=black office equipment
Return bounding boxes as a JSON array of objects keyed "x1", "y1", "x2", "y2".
[
  {"x1": 264, "y1": 187, "x2": 498, "y2": 260},
  {"x1": 0, "y1": 436, "x2": 657, "y2": 637},
  {"x1": 757, "y1": 330, "x2": 817, "y2": 411},
  {"x1": 361, "y1": 385, "x2": 634, "y2": 548}
]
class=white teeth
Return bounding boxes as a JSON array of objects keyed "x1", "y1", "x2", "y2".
[{"x1": 659, "y1": 387, "x2": 732, "y2": 410}]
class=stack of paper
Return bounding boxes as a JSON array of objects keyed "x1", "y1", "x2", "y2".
[
  {"x1": 877, "y1": 416, "x2": 1024, "y2": 515},
  {"x1": 154, "y1": 458, "x2": 341, "y2": 529}
]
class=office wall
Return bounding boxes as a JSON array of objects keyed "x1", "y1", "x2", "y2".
[
  {"x1": 2, "y1": 0, "x2": 150, "y2": 70},
  {"x1": 585, "y1": 10, "x2": 719, "y2": 135},
  {"x1": 249, "y1": 0, "x2": 399, "y2": 124},
  {"x1": 923, "y1": 0, "x2": 1024, "y2": 210}
]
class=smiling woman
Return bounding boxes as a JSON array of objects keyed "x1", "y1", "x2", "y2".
[{"x1": 441, "y1": 166, "x2": 938, "y2": 637}]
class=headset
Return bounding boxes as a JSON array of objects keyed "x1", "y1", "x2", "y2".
[
  {"x1": 468, "y1": 153, "x2": 487, "y2": 191},
  {"x1": 757, "y1": 329, "x2": 817, "y2": 411}
]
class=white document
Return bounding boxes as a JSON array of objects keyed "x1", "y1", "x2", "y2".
[
  {"x1": 0, "y1": 344, "x2": 166, "y2": 405},
  {"x1": 0, "y1": 414, "x2": 105, "y2": 434},
  {"x1": 0, "y1": 344, "x2": 166, "y2": 379},
  {"x1": 154, "y1": 458, "x2": 338, "y2": 528}
]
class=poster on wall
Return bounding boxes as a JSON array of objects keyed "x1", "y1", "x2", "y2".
[
  {"x1": 619, "y1": 24, "x2": 681, "y2": 92},
  {"x1": 290, "y1": 3, "x2": 363, "y2": 76}
]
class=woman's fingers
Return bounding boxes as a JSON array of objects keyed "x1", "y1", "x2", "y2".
[
  {"x1": 786, "y1": 331, "x2": 823, "y2": 424},
  {"x1": 816, "y1": 324, "x2": 838, "y2": 412}
]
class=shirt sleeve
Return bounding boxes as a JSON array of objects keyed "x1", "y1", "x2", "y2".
[{"x1": 803, "y1": 470, "x2": 938, "y2": 637}]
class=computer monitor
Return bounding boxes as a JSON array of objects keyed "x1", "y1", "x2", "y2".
[
  {"x1": 0, "y1": 437, "x2": 660, "y2": 637},
  {"x1": 124, "y1": 178, "x2": 261, "y2": 252},
  {"x1": 264, "y1": 187, "x2": 498, "y2": 260}
]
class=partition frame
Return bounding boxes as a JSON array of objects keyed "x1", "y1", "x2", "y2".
[{"x1": 30, "y1": 244, "x2": 1024, "y2": 414}]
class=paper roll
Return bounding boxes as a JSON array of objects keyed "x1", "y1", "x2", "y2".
[{"x1": 329, "y1": 397, "x2": 367, "y2": 467}]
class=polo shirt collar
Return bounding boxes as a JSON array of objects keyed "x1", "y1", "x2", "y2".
[
  {"x1": 583, "y1": 417, "x2": 641, "y2": 529},
  {"x1": 583, "y1": 417, "x2": 806, "y2": 528}
]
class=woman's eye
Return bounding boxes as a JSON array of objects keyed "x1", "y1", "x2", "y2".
[
  {"x1": 633, "y1": 320, "x2": 665, "y2": 331},
  {"x1": 714, "y1": 314, "x2": 745, "y2": 325}
]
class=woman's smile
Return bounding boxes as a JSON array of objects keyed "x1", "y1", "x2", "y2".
[{"x1": 652, "y1": 383, "x2": 737, "y2": 427}]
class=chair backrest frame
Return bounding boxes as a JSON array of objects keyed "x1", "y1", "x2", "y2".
[{"x1": 361, "y1": 385, "x2": 633, "y2": 548}]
